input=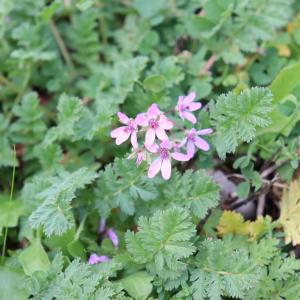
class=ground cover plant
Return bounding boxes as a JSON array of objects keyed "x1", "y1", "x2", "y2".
[{"x1": 1, "y1": 0, "x2": 300, "y2": 299}]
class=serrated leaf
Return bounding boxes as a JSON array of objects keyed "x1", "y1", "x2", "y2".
[
  {"x1": 210, "y1": 87, "x2": 273, "y2": 158},
  {"x1": 29, "y1": 168, "x2": 98, "y2": 236}
]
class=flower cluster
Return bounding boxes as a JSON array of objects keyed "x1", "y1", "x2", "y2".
[{"x1": 111, "y1": 92, "x2": 212, "y2": 180}]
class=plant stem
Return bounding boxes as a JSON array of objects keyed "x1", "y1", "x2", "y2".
[
  {"x1": 1, "y1": 145, "x2": 17, "y2": 264},
  {"x1": 49, "y1": 18, "x2": 74, "y2": 68},
  {"x1": 0, "y1": 74, "x2": 18, "y2": 93}
]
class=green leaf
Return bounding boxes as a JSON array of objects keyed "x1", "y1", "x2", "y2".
[
  {"x1": 0, "y1": 200, "x2": 24, "y2": 233},
  {"x1": 18, "y1": 240, "x2": 51, "y2": 275},
  {"x1": 236, "y1": 181, "x2": 250, "y2": 199},
  {"x1": 143, "y1": 74, "x2": 166, "y2": 93},
  {"x1": 67, "y1": 239, "x2": 86, "y2": 260},
  {"x1": 270, "y1": 61, "x2": 300, "y2": 104},
  {"x1": 76, "y1": 0, "x2": 95, "y2": 11},
  {"x1": 120, "y1": 271, "x2": 153, "y2": 300},
  {"x1": 190, "y1": 239, "x2": 261, "y2": 300},
  {"x1": 162, "y1": 170, "x2": 220, "y2": 220},
  {"x1": 126, "y1": 207, "x2": 196, "y2": 287},
  {"x1": 210, "y1": 87, "x2": 273, "y2": 158},
  {"x1": 96, "y1": 159, "x2": 158, "y2": 218},
  {"x1": 0, "y1": 267, "x2": 29, "y2": 300},
  {"x1": 29, "y1": 168, "x2": 98, "y2": 236}
]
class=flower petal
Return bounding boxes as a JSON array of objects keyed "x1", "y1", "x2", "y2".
[
  {"x1": 88, "y1": 254, "x2": 110, "y2": 265},
  {"x1": 148, "y1": 157, "x2": 162, "y2": 178},
  {"x1": 197, "y1": 128, "x2": 213, "y2": 135},
  {"x1": 135, "y1": 113, "x2": 148, "y2": 127},
  {"x1": 147, "y1": 103, "x2": 160, "y2": 118},
  {"x1": 171, "y1": 152, "x2": 190, "y2": 161},
  {"x1": 145, "y1": 143, "x2": 159, "y2": 153},
  {"x1": 161, "y1": 158, "x2": 171, "y2": 180},
  {"x1": 111, "y1": 126, "x2": 127, "y2": 138},
  {"x1": 183, "y1": 91, "x2": 196, "y2": 104},
  {"x1": 131, "y1": 131, "x2": 138, "y2": 148},
  {"x1": 178, "y1": 137, "x2": 187, "y2": 148},
  {"x1": 115, "y1": 130, "x2": 130, "y2": 145},
  {"x1": 194, "y1": 136, "x2": 210, "y2": 151},
  {"x1": 187, "y1": 140, "x2": 196, "y2": 158},
  {"x1": 159, "y1": 116, "x2": 173, "y2": 130},
  {"x1": 145, "y1": 128, "x2": 156, "y2": 145},
  {"x1": 117, "y1": 112, "x2": 129, "y2": 124},
  {"x1": 187, "y1": 102, "x2": 202, "y2": 111},
  {"x1": 183, "y1": 111, "x2": 197, "y2": 124},
  {"x1": 160, "y1": 139, "x2": 172, "y2": 149},
  {"x1": 156, "y1": 127, "x2": 168, "y2": 141},
  {"x1": 106, "y1": 228, "x2": 119, "y2": 248}
]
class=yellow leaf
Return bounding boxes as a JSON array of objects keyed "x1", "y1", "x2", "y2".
[
  {"x1": 217, "y1": 211, "x2": 249, "y2": 236},
  {"x1": 218, "y1": 211, "x2": 273, "y2": 240},
  {"x1": 275, "y1": 44, "x2": 291, "y2": 57},
  {"x1": 279, "y1": 181, "x2": 300, "y2": 246},
  {"x1": 248, "y1": 216, "x2": 272, "y2": 241}
]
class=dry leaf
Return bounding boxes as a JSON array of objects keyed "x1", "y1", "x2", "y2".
[{"x1": 279, "y1": 181, "x2": 300, "y2": 246}]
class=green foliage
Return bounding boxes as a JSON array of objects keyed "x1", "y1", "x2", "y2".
[
  {"x1": 1, "y1": 0, "x2": 300, "y2": 299},
  {"x1": 28, "y1": 168, "x2": 97, "y2": 236},
  {"x1": 28, "y1": 253, "x2": 128, "y2": 300},
  {"x1": 210, "y1": 87, "x2": 273, "y2": 158},
  {"x1": 185, "y1": 0, "x2": 294, "y2": 63},
  {"x1": 190, "y1": 239, "x2": 260, "y2": 300},
  {"x1": 19, "y1": 239, "x2": 50, "y2": 276},
  {"x1": 95, "y1": 159, "x2": 158, "y2": 217},
  {"x1": 66, "y1": 10, "x2": 100, "y2": 69},
  {"x1": 162, "y1": 170, "x2": 220, "y2": 219},
  {"x1": 126, "y1": 207, "x2": 196, "y2": 289},
  {"x1": 0, "y1": 200, "x2": 24, "y2": 233},
  {"x1": 10, "y1": 92, "x2": 46, "y2": 144}
]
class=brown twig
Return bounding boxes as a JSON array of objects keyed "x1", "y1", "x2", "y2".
[{"x1": 256, "y1": 194, "x2": 266, "y2": 216}]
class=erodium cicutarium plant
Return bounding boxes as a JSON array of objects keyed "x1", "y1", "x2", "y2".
[{"x1": 111, "y1": 92, "x2": 213, "y2": 180}]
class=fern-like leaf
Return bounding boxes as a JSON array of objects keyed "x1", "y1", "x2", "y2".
[
  {"x1": 126, "y1": 206, "x2": 196, "y2": 288},
  {"x1": 29, "y1": 168, "x2": 98, "y2": 236},
  {"x1": 210, "y1": 87, "x2": 273, "y2": 158}
]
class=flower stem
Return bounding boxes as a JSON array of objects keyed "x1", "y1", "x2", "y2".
[
  {"x1": 49, "y1": 18, "x2": 74, "y2": 68},
  {"x1": 1, "y1": 145, "x2": 17, "y2": 264}
]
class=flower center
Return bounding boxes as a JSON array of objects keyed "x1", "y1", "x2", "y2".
[
  {"x1": 179, "y1": 104, "x2": 189, "y2": 111},
  {"x1": 126, "y1": 120, "x2": 136, "y2": 132},
  {"x1": 160, "y1": 148, "x2": 169, "y2": 159},
  {"x1": 149, "y1": 118, "x2": 159, "y2": 129},
  {"x1": 187, "y1": 132, "x2": 196, "y2": 141}
]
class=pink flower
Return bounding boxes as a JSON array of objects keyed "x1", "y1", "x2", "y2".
[
  {"x1": 111, "y1": 112, "x2": 138, "y2": 148},
  {"x1": 181, "y1": 128, "x2": 213, "y2": 158},
  {"x1": 147, "y1": 140, "x2": 190, "y2": 180},
  {"x1": 135, "y1": 104, "x2": 173, "y2": 146},
  {"x1": 106, "y1": 229, "x2": 119, "y2": 248},
  {"x1": 88, "y1": 253, "x2": 110, "y2": 265},
  {"x1": 128, "y1": 147, "x2": 147, "y2": 166},
  {"x1": 176, "y1": 92, "x2": 202, "y2": 124}
]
